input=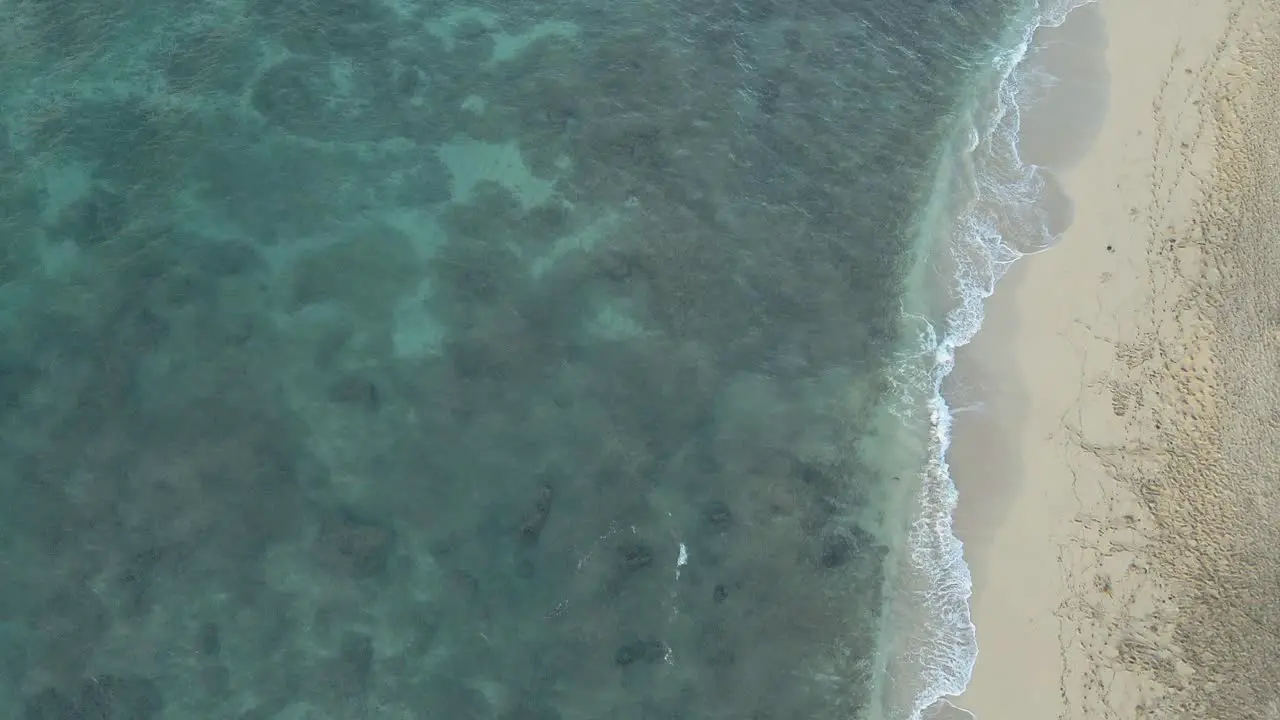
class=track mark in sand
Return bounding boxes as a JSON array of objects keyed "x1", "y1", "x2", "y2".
[{"x1": 1050, "y1": 10, "x2": 1257, "y2": 717}]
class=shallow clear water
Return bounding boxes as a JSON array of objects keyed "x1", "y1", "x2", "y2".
[{"x1": 0, "y1": 0, "x2": 1071, "y2": 718}]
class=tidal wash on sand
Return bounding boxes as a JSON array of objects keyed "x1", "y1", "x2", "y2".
[{"x1": 0, "y1": 0, "x2": 1019, "y2": 717}]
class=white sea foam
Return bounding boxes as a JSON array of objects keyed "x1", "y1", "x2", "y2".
[{"x1": 883, "y1": 0, "x2": 1099, "y2": 718}]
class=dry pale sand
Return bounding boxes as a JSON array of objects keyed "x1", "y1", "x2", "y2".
[{"x1": 951, "y1": 0, "x2": 1280, "y2": 718}]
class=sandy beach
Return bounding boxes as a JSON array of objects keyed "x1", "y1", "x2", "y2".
[{"x1": 951, "y1": 0, "x2": 1280, "y2": 718}]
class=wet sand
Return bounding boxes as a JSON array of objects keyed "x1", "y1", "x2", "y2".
[{"x1": 951, "y1": 0, "x2": 1280, "y2": 718}]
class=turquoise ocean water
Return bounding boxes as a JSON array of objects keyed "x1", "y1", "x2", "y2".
[{"x1": 0, "y1": 0, "x2": 1088, "y2": 717}]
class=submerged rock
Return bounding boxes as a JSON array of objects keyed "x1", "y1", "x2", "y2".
[
  {"x1": 818, "y1": 526, "x2": 886, "y2": 570},
  {"x1": 712, "y1": 583, "x2": 729, "y2": 603},
  {"x1": 53, "y1": 184, "x2": 127, "y2": 247},
  {"x1": 319, "y1": 506, "x2": 396, "y2": 579},
  {"x1": 520, "y1": 484, "x2": 554, "y2": 545},
  {"x1": 617, "y1": 542, "x2": 655, "y2": 571},
  {"x1": 23, "y1": 688, "x2": 75, "y2": 720},
  {"x1": 615, "y1": 639, "x2": 666, "y2": 666},
  {"x1": 196, "y1": 621, "x2": 222, "y2": 657},
  {"x1": 326, "y1": 374, "x2": 381, "y2": 413},
  {"x1": 250, "y1": 58, "x2": 335, "y2": 137},
  {"x1": 336, "y1": 631, "x2": 375, "y2": 695},
  {"x1": 820, "y1": 535, "x2": 853, "y2": 569},
  {"x1": 24, "y1": 675, "x2": 164, "y2": 720},
  {"x1": 702, "y1": 500, "x2": 734, "y2": 532}
]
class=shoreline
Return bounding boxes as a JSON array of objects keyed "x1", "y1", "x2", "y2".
[{"x1": 951, "y1": 0, "x2": 1280, "y2": 718}]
